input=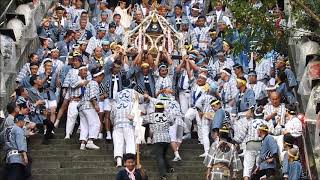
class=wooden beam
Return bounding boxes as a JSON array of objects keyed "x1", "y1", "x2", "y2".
[{"x1": 291, "y1": 0, "x2": 320, "y2": 24}]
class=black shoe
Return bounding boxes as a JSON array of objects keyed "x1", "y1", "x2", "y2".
[
  {"x1": 45, "y1": 132, "x2": 54, "y2": 139},
  {"x1": 160, "y1": 176, "x2": 167, "y2": 180},
  {"x1": 105, "y1": 139, "x2": 112, "y2": 143},
  {"x1": 42, "y1": 138, "x2": 49, "y2": 145},
  {"x1": 36, "y1": 124, "x2": 44, "y2": 134},
  {"x1": 167, "y1": 167, "x2": 174, "y2": 173}
]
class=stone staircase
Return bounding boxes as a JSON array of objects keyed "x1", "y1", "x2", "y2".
[{"x1": 23, "y1": 128, "x2": 206, "y2": 180}]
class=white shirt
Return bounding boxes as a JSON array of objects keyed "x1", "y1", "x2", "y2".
[
  {"x1": 179, "y1": 70, "x2": 190, "y2": 90},
  {"x1": 188, "y1": 16, "x2": 198, "y2": 25},
  {"x1": 269, "y1": 78, "x2": 276, "y2": 86},
  {"x1": 39, "y1": 58, "x2": 64, "y2": 74},
  {"x1": 247, "y1": 81, "x2": 267, "y2": 99},
  {"x1": 285, "y1": 117, "x2": 302, "y2": 137},
  {"x1": 212, "y1": 58, "x2": 235, "y2": 77},
  {"x1": 115, "y1": 25, "x2": 125, "y2": 37},
  {"x1": 85, "y1": 36, "x2": 103, "y2": 55},
  {"x1": 195, "y1": 86, "x2": 202, "y2": 97},
  {"x1": 53, "y1": 17, "x2": 68, "y2": 28},
  {"x1": 112, "y1": 75, "x2": 118, "y2": 99},
  {"x1": 216, "y1": 10, "x2": 222, "y2": 22},
  {"x1": 191, "y1": 0, "x2": 204, "y2": 5},
  {"x1": 71, "y1": 8, "x2": 85, "y2": 25},
  {"x1": 114, "y1": 7, "x2": 132, "y2": 29},
  {"x1": 263, "y1": 103, "x2": 286, "y2": 129},
  {"x1": 140, "y1": 5, "x2": 148, "y2": 17},
  {"x1": 256, "y1": 58, "x2": 273, "y2": 81}
]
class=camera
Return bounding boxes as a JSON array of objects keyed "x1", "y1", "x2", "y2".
[
  {"x1": 171, "y1": 55, "x2": 182, "y2": 60},
  {"x1": 39, "y1": 105, "x2": 47, "y2": 115}
]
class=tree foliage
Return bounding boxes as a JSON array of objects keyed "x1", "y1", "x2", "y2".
[
  {"x1": 290, "y1": 0, "x2": 320, "y2": 34},
  {"x1": 222, "y1": 0, "x2": 320, "y2": 55}
]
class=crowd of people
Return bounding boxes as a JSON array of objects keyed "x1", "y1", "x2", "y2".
[{"x1": 0, "y1": 0, "x2": 307, "y2": 180}]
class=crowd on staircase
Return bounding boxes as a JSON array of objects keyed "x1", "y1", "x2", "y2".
[{"x1": 0, "y1": 0, "x2": 308, "y2": 180}]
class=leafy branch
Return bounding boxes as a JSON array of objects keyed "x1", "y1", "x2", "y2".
[{"x1": 290, "y1": 0, "x2": 320, "y2": 24}]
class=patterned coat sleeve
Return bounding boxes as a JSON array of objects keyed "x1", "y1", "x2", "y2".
[
  {"x1": 289, "y1": 162, "x2": 302, "y2": 180},
  {"x1": 203, "y1": 141, "x2": 218, "y2": 167},
  {"x1": 16, "y1": 63, "x2": 30, "y2": 82},
  {"x1": 70, "y1": 75, "x2": 81, "y2": 89},
  {"x1": 247, "y1": 89, "x2": 256, "y2": 108},
  {"x1": 142, "y1": 114, "x2": 154, "y2": 125},
  {"x1": 15, "y1": 127, "x2": 28, "y2": 152},
  {"x1": 62, "y1": 70, "x2": 72, "y2": 88},
  {"x1": 232, "y1": 117, "x2": 249, "y2": 144},
  {"x1": 285, "y1": 68, "x2": 298, "y2": 88},
  {"x1": 232, "y1": 146, "x2": 243, "y2": 172},
  {"x1": 195, "y1": 95, "x2": 205, "y2": 112},
  {"x1": 88, "y1": 82, "x2": 99, "y2": 101},
  {"x1": 282, "y1": 152, "x2": 289, "y2": 177}
]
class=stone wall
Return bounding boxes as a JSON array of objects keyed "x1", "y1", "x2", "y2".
[
  {"x1": 0, "y1": 0, "x2": 54, "y2": 111},
  {"x1": 2, "y1": 38, "x2": 40, "y2": 108},
  {"x1": 289, "y1": 40, "x2": 320, "y2": 179}
]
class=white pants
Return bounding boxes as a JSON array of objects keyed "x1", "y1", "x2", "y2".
[
  {"x1": 201, "y1": 119, "x2": 211, "y2": 153},
  {"x1": 272, "y1": 135, "x2": 284, "y2": 161},
  {"x1": 45, "y1": 99, "x2": 57, "y2": 109},
  {"x1": 169, "y1": 124, "x2": 183, "y2": 143},
  {"x1": 98, "y1": 99, "x2": 108, "y2": 113},
  {"x1": 79, "y1": 109, "x2": 100, "y2": 141},
  {"x1": 66, "y1": 101, "x2": 79, "y2": 136},
  {"x1": 139, "y1": 102, "x2": 149, "y2": 114},
  {"x1": 64, "y1": 91, "x2": 70, "y2": 100},
  {"x1": 179, "y1": 91, "x2": 190, "y2": 114},
  {"x1": 104, "y1": 99, "x2": 115, "y2": 111},
  {"x1": 184, "y1": 108, "x2": 202, "y2": 142},
  {"x1": 243, "y1": 146, "x2": 260, "y2": 178},
  {"x1": 113, "y1": 127, "x2": 136, "y2": 158}
]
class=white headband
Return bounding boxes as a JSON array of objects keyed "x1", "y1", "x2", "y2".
[
  {"x1": 79, "y1": 65, "x2": 88, "y2": 70},
  {"x1": 254, "y1": 111, "x2": 263, "y2": 117},
  {"x1": 159, "y1": 64, "x2": 167, "y2": 69},
  {"x1": 51, "y1": 48, "x2": 59, "y2": 52},
  {"x1": 72, "y1": 44, "x2": 80, "y2": 49},
  {"x1": 93, "y1": 70, "x2": 104, "y2": 77},
  {"x1": 220, "y1": 69, "x2": 231, "y2": 76},
  {"x1": 198, "y1": 74, "x2": 207, "y2": 79},
  {"x1": 266, "y1": 86, "x2": 276, "y2": 91}
]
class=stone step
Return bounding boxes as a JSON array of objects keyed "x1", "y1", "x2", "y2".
[
  {"x1": 29, "y1": 135, "x2": 201, "y2": 145},
  {"x1": 30, "y1": 155, "x2": 204, "y2": 162},
  {"x1": 24, "y1": 129, "x2": 206, "y2": 180},
  {"x1": 31, "y1": 173, "x2": 205, "y2": 180},
  {"x1": 29, "y1": 142, "x2": 203, "y2": 150},
  {"x1": 32, "y1": 165, "x2": 204, "y2": 173},
  {"x1": 31, "y1": 174, "x2": 177, "y2": 180},
  {"x1": 32, "y1": 160, "x2": 203, "y2": 169},
  {"x1": 54, "y1": 128, "x2": 76, "y2": 134},
  {"x1": 43, "y1": 134, "x2": 201, "y2": 145},
  {"x1": 25, "y1": 149, "x2": 204, "y2": 157}
]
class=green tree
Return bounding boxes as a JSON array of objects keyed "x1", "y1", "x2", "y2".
[
  {"x1": 222, "y1": 0, "x2": 320, "y2": 55},
  {"x1": 290, "y1": 0, "x2": 320, "y2": 33}
]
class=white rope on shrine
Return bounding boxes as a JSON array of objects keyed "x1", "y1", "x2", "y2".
[{"x1": 124, "y1": 11, "x2": 184, "y2": 52}]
